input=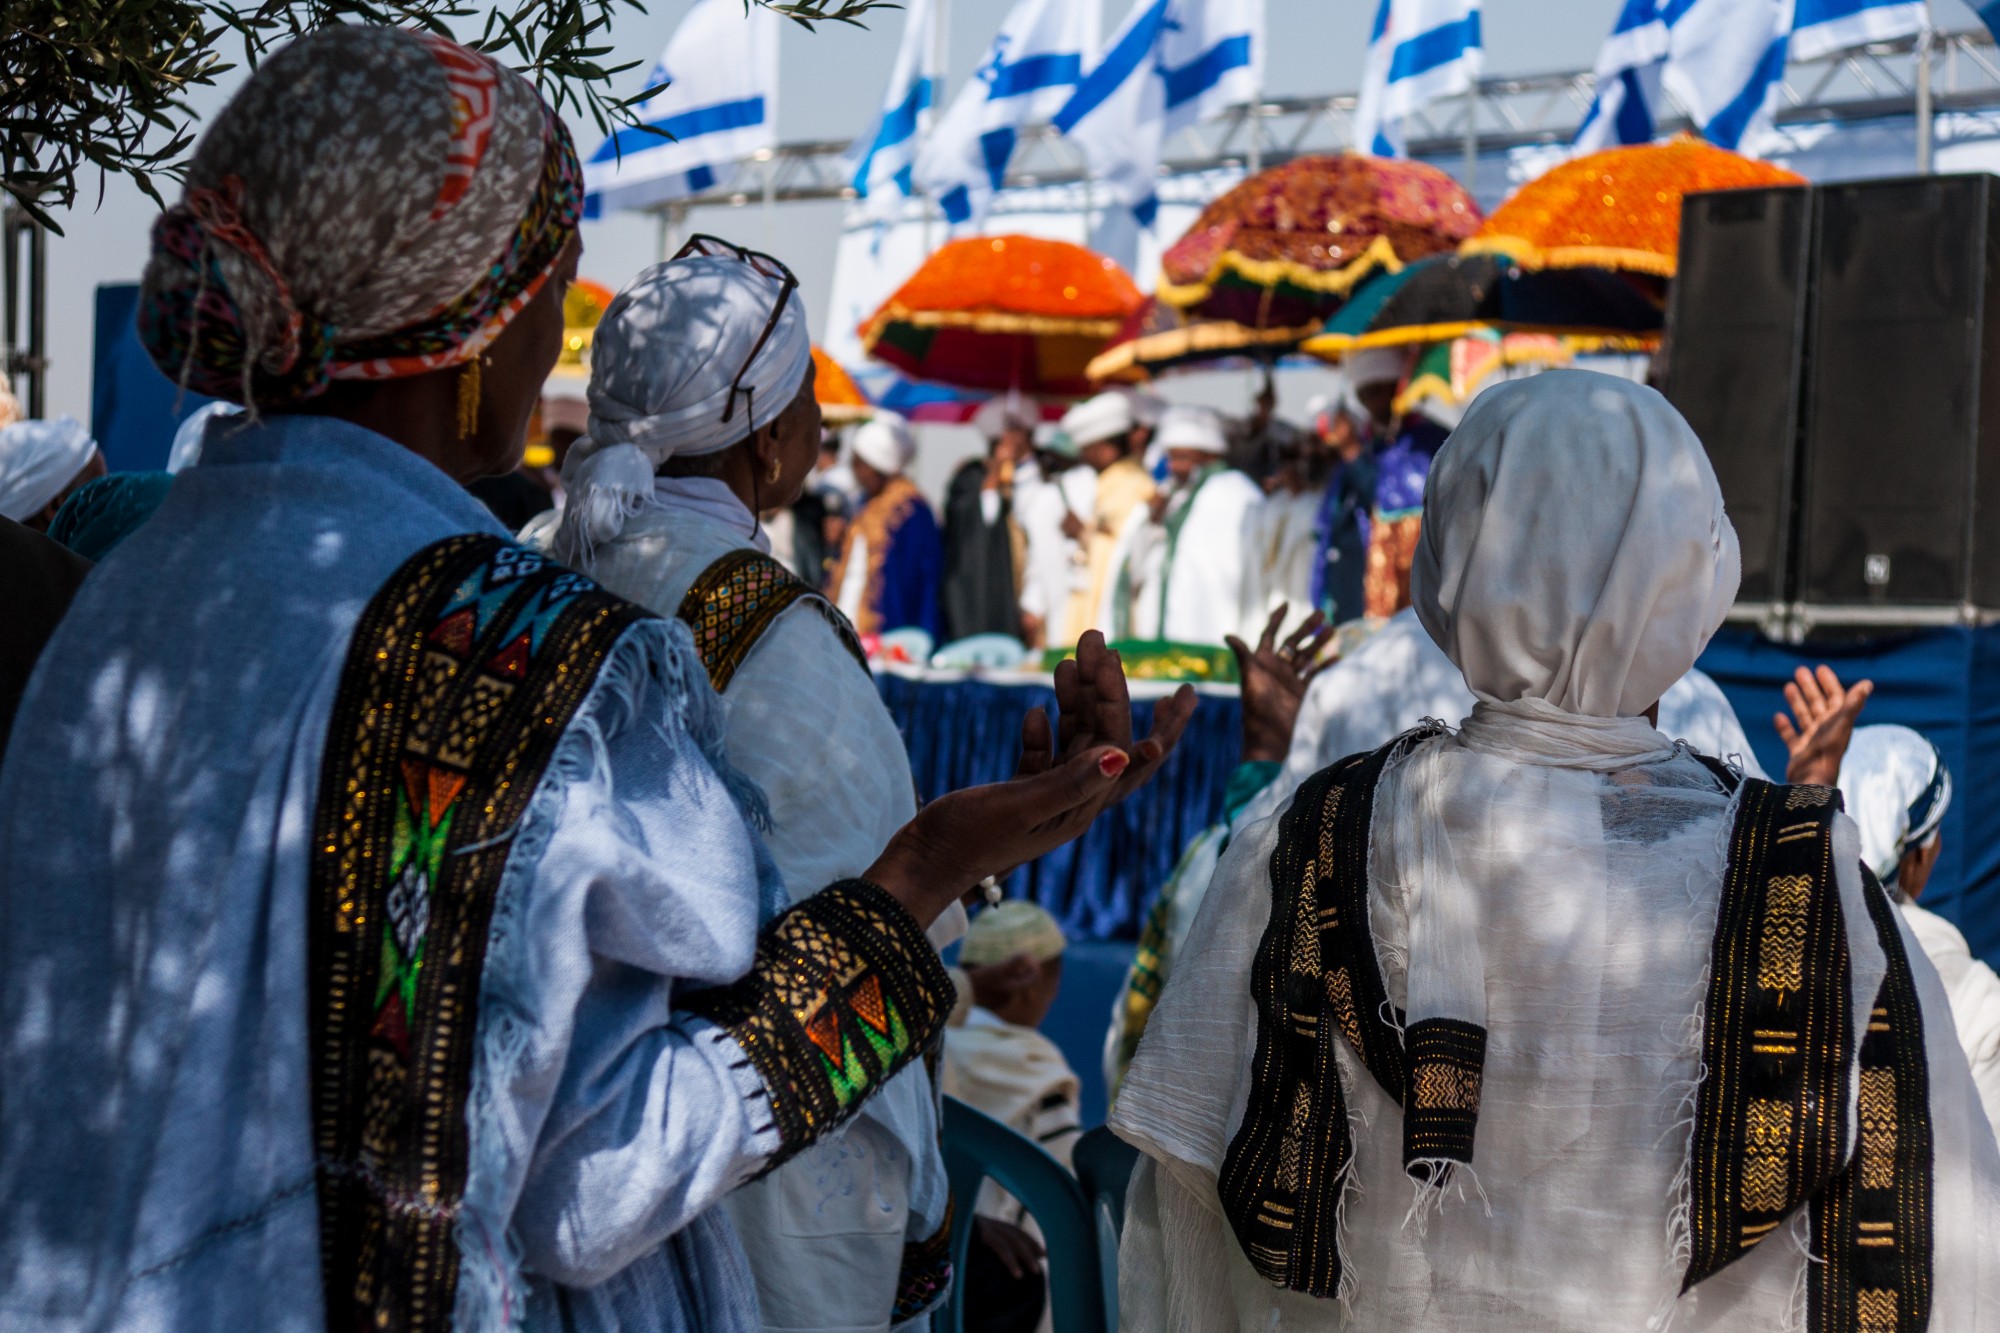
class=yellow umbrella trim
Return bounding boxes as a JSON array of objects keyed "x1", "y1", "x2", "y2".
[
  {"x1": 1303, "y1": 320, "x2": 1662, "y2": 362},
  {"x1": 818, "y1": 403, "x2": 875, "y2": 424},
  {"x1": 1154, "y1": 235, "x2": 1408, "y2": 310},
  {"x1": 1388, "y1": 332, "x2": 1661, "y2": 415},
  {"x1": 861, "y1": 305, "x2": 1126, "y2": 351},
  {"x1": 1459, "y1": 232, "x2": 1679, "y2": 278},
  {"x1": 1087, "y1": 318, "x2": 1321, "y2": 383}
]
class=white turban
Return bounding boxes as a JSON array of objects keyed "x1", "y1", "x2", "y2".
[
  {"x1": 549, "y1": 254, "x2": 813, "y2": 561},
  {"x1": 1060, "y1": 392, "x2": 1134, "y2": 448},
  {"x1": 960, "y1": 900, "x2": 1067, "y2": 966},
  {"x1": 0, "y1": 416, "x2": 98, "y2": 522},
  {"x1": 972, "y1": 394, "x2": 1033, "y2": 441},
  {"x1": 1838, "y1": 725, "x2": 1953, "y2": 889},
  {"x1": 1411, "y1": 370, "x2": 1740, "y2": 719},
  {"x1": 851, "y1": 412, "x2": 916, "y2": 475},
  {"x1": 1344, "y1": 345, "x2": 1405, "y2": 390},
  {"x1": 1155, "y1": 405, "x2": 1228, "y2": 456}
]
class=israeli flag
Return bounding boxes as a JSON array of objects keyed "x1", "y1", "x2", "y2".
[
  {"x1": 914, "y1": 0, "x2": 1097, "y2": 228},
  {"x1": 1789, "y1": 0, "x2": 1924, "y2": 62},
  {"x1": 1573, "y1": 0, "x2": 1668, "y2": 153},
  {"x1": 1352, "y1": 0, "x2": 1483, "y2": 159},
  {"x1": 583, "y1": 0, "x2": 779, "y2": 218},
  {"x1": 1052, "y1": 0, "x2": 1264, "y2": 227},
  {"x1": 849, "y1": 0, "x2": 940, "y2": 220}
]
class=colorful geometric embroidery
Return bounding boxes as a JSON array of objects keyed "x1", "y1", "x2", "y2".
[
  {"x1": 893, "y1": 1202, "x2": 955, "y2": 1322},
  {"x1": 308, "y1": 534, "x2": 647, "y2": 1332},
  {"x1": 828, "y1": 476, "x2": 927, "y2": 638},
  {"x1": 681, "y1": 880, "x2": 952, "y2": 1168},
  {"x1": 675, "y1": 547, "x2": 868, "y2": 694},
  {"x1": 1218, "y1": 725, "x2": 1442, "y2": 1298},
  {"x1": 1684, "y1": 779, "x2": 1853, "y2": 1294},
  {"x1": 1809, "y1": 869, "x2": 1933, "y2": 1333}
]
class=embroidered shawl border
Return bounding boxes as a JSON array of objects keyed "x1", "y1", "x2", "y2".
[
  {"x1": 828, "y1": 476, "x2": 926, "y2": 638},
  {"x1": 681, "y1": 879, "x2": 953, "y2": 1170},
  {"x1": 308, "y1": 534, "x2": 647, "y2": 1332},
  {"x1": 675, "y1": 547, "x2": 868, "y2": 695}
]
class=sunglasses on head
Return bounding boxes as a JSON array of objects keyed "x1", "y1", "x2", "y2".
[{"x1": 673, "y1": 233, "x2": 800, "y2": 427}]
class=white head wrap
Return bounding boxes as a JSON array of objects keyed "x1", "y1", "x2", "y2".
[
  {"x1": 1838, "y1": 724, "x2": 1952, "y2": 889},
  {"x1": 1155, "y1": 405, "x2": 1228, "y2": 456},
  {"x1": 1412, "y1": 370, "x2": 1741, "y2": 720},
  {"x1": 960, "y1": 900, "x2": 1067, "y2": 966},
  {"x1": 1060, "y1": 392, "x2": 1134, "y2": 449},
  {"x1": 549, "y1": 254, "x2": 812, "y2": 563},
  {"x1": 972, "y1": 393, "x2": 1033, "y2": 441},
  {"x1": 0, "y1": 416, "x2": 98, "y2": 522},
  {"x1": 166, "y1": 402, "x2": 243, "y2": 474},
  {"x1": 851, "y1": 411, "x2": 917, "y2": 475}
]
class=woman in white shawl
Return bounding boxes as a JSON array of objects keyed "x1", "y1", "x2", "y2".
[
  {"x1": 1111, "y1": 371, "x2": 2000, "y2": 1332},
  {"x1": 1839, "y1": 724, "x2": 2000, "y2": 1141},
  {"x1": 536, "y1": 244, "x2": 953, "y2": 1333}
]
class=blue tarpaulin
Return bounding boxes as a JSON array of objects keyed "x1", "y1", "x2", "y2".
[{"x1": 91, "y1": 283, "x2": 213, "y2": 474}]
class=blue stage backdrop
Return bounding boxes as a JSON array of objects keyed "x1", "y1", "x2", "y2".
[
  {"x1": 876, "y1": 674, "x2": 1241, "y2": 944},
  {"x1": 888, "y1": 631, "x2": 2000, "y2": 969},
  {"x1": 92, "y1": 283, "x2": 214, "y2": 473}
]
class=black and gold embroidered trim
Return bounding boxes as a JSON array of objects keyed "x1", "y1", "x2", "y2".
[
  {"x1": 1684, "y1": 780, "x2": 1853, "y2": 1292},
  {"x1": 1218, "y1": 726, "x2": 1441, "y2": 1298},
  {"x1": 1810, "y1": 869, "x2": 1934, "y2": 1333},
  {"x1": 681, "y1": 879, "x2": 953, "y2": 1170},
  {"x1": 1404, "y1": 1018, "x2": 1486, "y2": 1181},
  {"x1": 893, "y1": 1200, "x2": 954, "y2": 1321},
  {"x1": 675, "y1": 547, "x2": 868, "y2": 694},
  {"x1": 309, "y1": 535, "x2": 647, "y2": 1333}
]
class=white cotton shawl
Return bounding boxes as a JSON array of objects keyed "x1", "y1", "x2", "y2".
[
  {"x1": 550, "y1": 255, "x2": 811, "y2": 563},
  {"x1": 0, "y1": 416, "x2": 95, "y2": 521},
  {"x1": 1108, "y1": 372, "x2": 2000, "y2": 1331}
]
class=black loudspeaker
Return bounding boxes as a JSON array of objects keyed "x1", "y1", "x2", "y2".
[
  {"x1": 1799, "y1": 175, "x2": 2000, "y2": 614},
  {"x1": 1662, "y1": 187, "x2": 1812, "y2": 608}
]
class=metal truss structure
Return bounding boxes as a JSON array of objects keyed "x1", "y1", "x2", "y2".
[{"x1": 665, "y1": 25, "x2": 2000, "y2": 213}]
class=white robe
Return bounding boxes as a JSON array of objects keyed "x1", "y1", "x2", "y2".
[
  {"x1": 1240, "y1": 488, "x2": 1324, "y2": 639},
  {"x1": 1903, "y1": 900, "x2": 2000, "y2": 1145},
  {"x1": 1014, "y1": 459, "x2": 1096, "y2": 633},
  {"x1": 1106, "y1": 466, "x2": 1264, "y2": 645},
  {"x1": 1113, "y1": 738, "x2": 2000, "y2": 1333},
  {"x1": 548, "y1": 480, "x2": 957, "y2": 1333}
]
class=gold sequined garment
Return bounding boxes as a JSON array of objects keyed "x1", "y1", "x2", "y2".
[{"x1": 676, "y1": 547, "x2": 866, "y2": 694}]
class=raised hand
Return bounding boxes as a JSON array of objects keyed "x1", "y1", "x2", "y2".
[
  {"x1": 867, "y1": 631, "x2": 1197, "y2": 927},
  {"x1": 1226, "y1": 605, "x2": 1335, "y2": 764},
  {"x1": 1774, "y1": 663, "x2": 1873, "y2": 787}
]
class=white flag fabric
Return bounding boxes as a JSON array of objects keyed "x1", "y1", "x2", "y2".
[
  {"x1": 914, "y1": 0, "x2": 1098, "y2": 228},
  {"x1": 583, "y1": 0, "x2": 779, "y2": 217},
  {"x1": 1575, "y1": 0, "x2": 1922, "y2": 155},
  {"x1": 1351, "y1": 0, "x2": 1483, "y2": 158},
  {"x1": 1052, "y1": 0, "x2": 1264, "y2": 228},
  {"x1": 849, "y1": 0, "x2": 940, "y2": 221}
]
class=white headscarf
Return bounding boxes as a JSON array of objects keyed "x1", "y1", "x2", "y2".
[
  {"x1": 165, "y1": 403, "x2": 243, "y2": 474},
  {"x1": 1838, "y1": 724, "x2": 1952, "y2": 889},
  {"x1": 550, "y1": 254, "x2": 812, "y2": 562},
  {"x1": 1412, "y1": 369, "x2": 1741, "y2": 720},
  {"x1": 1060, "y1": 392, "x2": 1134, "y2": 448},
  {"x1": 851, "y1": 412, "x2": 916, "y2": 476},
  {"x1": 0, "y1": 417, "x2": 98, "y2": 522}
]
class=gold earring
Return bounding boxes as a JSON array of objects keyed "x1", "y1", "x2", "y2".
[
  {"x1": 455, "y1": 356, "x2": 483, "y2": 440},
  {"x1": 767, "y1": 458, "x2": 783, "y2": 484}
]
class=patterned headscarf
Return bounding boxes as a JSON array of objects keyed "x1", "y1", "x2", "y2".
[
  {"x1": 139, "y1": 27, "x2": 582, "y2": 408},
  {"x1": 48, "y1": 472, "x2": 175, "y2": 562}
]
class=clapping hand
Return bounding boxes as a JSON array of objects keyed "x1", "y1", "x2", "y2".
[
  {"x1": 1774, "y1": 663, "x2": 1873, "y2": 787},
  {"x1": 867, "y1": 632, "x2": 1197, "y2": 927},
  {"x1": 1226, "y1": 605, "x2": 1334, "y2": 764}
]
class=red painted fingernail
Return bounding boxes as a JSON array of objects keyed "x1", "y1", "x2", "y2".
[{"x1": 1099, "y1": 751, "x2": 1129, "y2": 778}]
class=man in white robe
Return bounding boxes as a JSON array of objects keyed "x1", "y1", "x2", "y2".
[
  {"x1": 1014, "y1": 426, "x2": 1095, "y2": 650},
  {"x1": 1104, "y1": 406, "x2": 1263, "y2": 645},
  {"x1": 1112, "y1": 372, "x2": 2000, "y2": 1331}
]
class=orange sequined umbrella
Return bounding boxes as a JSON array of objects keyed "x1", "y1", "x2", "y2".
[
  {"x1": 860, "y1": 235, "x2": 1145, "y2": 398},
  {"x1": 1462, "y1": 136, "x2": 1806, "y2": 277},
  {"x1": 811, "y1": 346, "x2": 872, "y2": 423},
  {"x1": 1158, "y1": 154, "x2": 1483, "y2": 329}
]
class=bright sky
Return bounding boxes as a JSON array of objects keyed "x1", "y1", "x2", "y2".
[{"x1": 31, "y1": 0, "x2": 1980, "y2": 421}]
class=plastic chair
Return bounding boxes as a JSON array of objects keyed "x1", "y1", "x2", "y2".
[
  {"x1": 930, "y1": 632, "x2": 1030, "y2": 670},
  {"x1": 934, "y1": 1096, "x2": 1109, "y2": 1333},
  {"x1": 1071, "y1": 1125, "x2": 1139, "y2": 1325}
]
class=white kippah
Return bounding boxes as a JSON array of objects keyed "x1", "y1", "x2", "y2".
[
  {"x1": 1155, "y1": 405, "x2": 1227, "y2": 455},
  {"x1": 851, "y1": 410, "x2": 917, "y2": 475},
  {"x1": 960, "y1": 900, "x2": 1067, "y2": 966}
]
